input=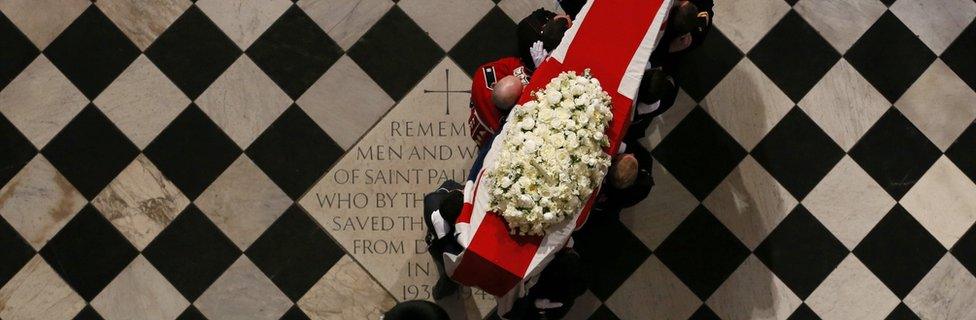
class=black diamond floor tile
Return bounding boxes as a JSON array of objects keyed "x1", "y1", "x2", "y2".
[
  {"x1": 145, "y1": 6, "x2": 242, "y2": 99},
  {"x1": 279, "y1": 305, "x2": 311, "y2": 320},
  {"x1": 689, "y1": 305, "x2": 721, "y2": 320},
  {"x1": 247, "y1": 6, "x2": 343, "y2": 99},
  {"x1": 879, "y1": 0, "x2": 897, "y2": 7},
  {"x1": 0, "y1": 12, "x2": 38, "y2": 91},
  {"x1": 587, "y1": 305, "x2": 621, "y2": 320},
  {"x1": 946, "y1": 121, "x2": 976, "y2": 184},
  {"x1": 41, "y1": 105, "x2": 139, "y2": 199},
  {"x1": 751, "y1": 107, "x2": 845, "y2": 200},
  {"x1": 346, "y1": 6, "x2": 444, "y2": 101},
  {"x1": 39, "y1": 205, "x2": 139, "y2": 300},
  {"x1": 754, "y1": 206, "x2": 848, "y2": 299},
  {"x1": 651, "y1": 107, "x2": 747, "y2": 200},
  {"x1": 143, "y1": 204, "x2": 241, "y2": 301},
  {"x1": 787, "y1": 304, "x2": 822, "y2": 320},
  {"x1": 0, "y1": 215, "x2": 34, "y2": 288},
  {"x1": 941, "y1": 20, "x2": 975, "y2": 91},
  {"x1": 573, "y1": 209, "x2": 651, "y2": 300},
  {"x1": 951, "y1": 222, "x2": 976, "y2": 277},
  {"x1": 886, "y1": 303, "x2": 921, "y2": 320},
  {"x1": 74, "y1": 305, "x2": 105, "y2": 320},
  {"x1": 748, "y1": 10, "x2": 840, "y2": 102},
  {"x1": 448, "y1": 6, "x2": 518, "y2": 76},
  {"x1": 246, "y1": 105, "x2": 342, "y2": 199},
  {"x1": 176, "y1": 305, "x2": 207, "y2": 320},
  {"x1": 853, "y1": 205, "x2": 946, "y2": 298},
  {"x1": 844, "y1": 11, "x2": 936, "y2": 102},
  {"x1": 0, "y1": 113, "x2": 37, "y2": 188},
  {"x1": 144, "y1": 104, "x2": 241, "y2": 200},
  {"x1": 655, "y1": 206, "x2": 751, "y2": 300},
  {"x1": 849, "y1": 108, "x2": 941, "y2": 199},
  {"x1": 245, "y1": 205, "x2": 343, "y2": 301},
  {"x1": 671, "y1": 28, "x2": 744, "y2": 101},
  {"x1": 43, "y1": 6, "x2": 139, "y2": 99}
]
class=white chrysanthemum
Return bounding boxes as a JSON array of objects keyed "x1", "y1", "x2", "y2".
[{"x1": 486, "y1": 70, "x2": 613, "y2": 236}]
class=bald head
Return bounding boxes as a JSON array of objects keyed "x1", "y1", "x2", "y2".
[
  {"x1": 610, "y1": 154, "x2": 638, "y2": 189},
  {"x1": 492, "y1": 75, "x2": 523, "y2": 110}
]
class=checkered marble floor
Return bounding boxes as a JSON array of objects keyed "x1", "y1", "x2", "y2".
[{"x1": 1, "y1": 0, "x2": 975, "y2": 319}]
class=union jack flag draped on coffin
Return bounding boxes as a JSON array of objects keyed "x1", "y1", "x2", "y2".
[{"x1": 444, "y1": 0, "x2": 674, "y2": 313}]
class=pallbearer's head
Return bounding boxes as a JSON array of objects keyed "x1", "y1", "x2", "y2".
[
  {"x1": 665, "y1": 0, "x2": 701, "y2": 53},
  {"x1": 492, "y1": 75, "x2": 523, "y2": 111}
]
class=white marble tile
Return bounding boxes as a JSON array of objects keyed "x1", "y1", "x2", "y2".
[
  {"x1": 0, "y1": 155, "x2": 86, "y2": 250},
  {"x1": 891, "y1": 0, "x2": 976, "y2": 54},
  {"x1": 398, "y1": 0, "x2": 494, "y2": 50},
  {"x1": 497, "y1": 0, "x2": 563, "y2": 23},
  {"x1": 92, "y1": 155, "x2": 189, "y2": 250},
  {"x1": 642, "y1": 88, "x2": 696, "y2": 149},
  {"x1": 706, "y1": 256, "x2": 801, "y2": 320},
  {"x1": 803, "y1": 156, "x2": 895, "y2": 249},
  {"x1": 0, "y1": 256, "x2": 86, "y2": 320},
  {"x1": 605, "y1": 256, "x2": 701, "y2": 320},
  {"x1": 195, "y1": 156, "x2": 292, "y2": 250},
  {"x1": 297, "y1": 255, "x2": 396, "y2": 320},
  {"x1": 620, "y1": 161, "x2": 699, "y2": 250},
  {"x1": 712, "y1": 0, "x2": 790, "y2": 52},
  {"x1": 901, "y1": 156, "x2": 976, "y2": 248},
  {"x1": 806, "y1": 255, "x2": 900, "y2": 320},
  {"x1": 91, "y1": 256, "x2": 189, "y2": 320},
  {"x1": 196, "y1": 0, "x2": 291, "y2": 50},
  {"x1": 0, "y1": 56, "x2": 89, "y2": 149},
  {"x1": 94, "y1": 55, "x2": 189, "y2": 149},
  {"x1": 195, "y1": 257, "x2": 292, "y2": 320},
  {"x1": 95, "y1": 0, "x2": 191, "y2": 50},
  {"x1": 561, "y1": 290, "x2": 603, "y2": 320},
  {"x1": 895, "y1": 60, "x2": 976, "y2": 151},
  {"x1": 904, "y1": 255, "x2": 976, "y2": 320},
  {"x1": 297, "y1": 56, "x2": 394, "y2": 150},
  {"x1": 0, "y1": 0, "x2": 89, "y2": 49},
  {"x1": 298, "y1": 0, "x2": 394, "y2": 50},
  {"x1": 703, "y1": 59, "x2": 794, "y2": 150},
  {"x1": 794, "y1": 0, "x2": 887, "y2": 52},
  {"x1": 704, "y1": 156, "x2": 797, "y2": 250},
  {"x1": 799, "y1": 60, "x2": 890, "y2": 151},
  {"x1": 195, "y1": 56, "x2": 292, "y2": 148}
]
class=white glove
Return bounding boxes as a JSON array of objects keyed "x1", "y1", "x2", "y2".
[
  {"x1": 529, "y1": 40, "x2": 549, "y2": 68},
  {"x1": 534, "y1": 298, "x2": 564, "y2": 310}
]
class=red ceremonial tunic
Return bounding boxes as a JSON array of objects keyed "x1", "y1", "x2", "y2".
[{"x1": 468, "y1": 57, "x2": 527, "y2": 148}]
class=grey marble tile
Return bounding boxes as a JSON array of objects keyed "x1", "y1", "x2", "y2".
[
  {"x1": 803, "y1": 156, "x2": 895, "y2": 249},
  {"x1": 712, "y1": 0, "x2": 790, "y2": 52},
  {"x1": 806, "y1": 255, "x2": 900, "y2": 320},
  {"x1": 96, "y1": 0, "x2": 191, "y2": 50},
  {"x1": 0, "y1": 0, "x2": 89, "y2": 49},
  {"x1": 799, "y1": 60, "x2": 889, "y2": 151},
  {"x1": 196, "y1": 56, "x2": 292, "y2": 149},
  {"x1": 0, "y1": 155, "x2": 86, "y2": 250},
  {"x1": 497, "y1": 0, "x2": 563, "y2": 23},
  {"x1": 94, "y1": 55, "x2": 190, "y2": 149},
  {"x1": 398, "y1": 0, "x2": 494, "y2": 50},
  {"x1": 0, "y1": 256, "x2": 86, "y2": 320},
  {"x1": 92, "y1": 155, "x2": 189, "y2": 250},
  {"x1": 620, "y1": 161, "x2": 698, "y2": 251},
  {"x1": 195, "y1": 156, "x2": 291, "y2": 250},
  {"x1": 901, "y1": 156, "x2": 976, "y2": 248},
  {"x1": 706, "y1": 256, "x2": 801, "y2": 320},
  {"x1": 196, "y1": 0, "x2": 291, "y2": 50},
  {"x1": 91, "y1": 256, "x2": 189, "y2": 320},
  {"x1": 794, "y1": 0, "x2": 887, "y2": 52},
  {"x1": 704, "y1": 156, "x2": 797, "y2": 250},
  {"x1": 605, "y1": 256, "x2": 701, "y2": 320},
  {"x1": 297, "y1": 56, "x2": 394, "y2": 150},
  {"x1": 0, "y1": 56, "x2": 89, "y2": 149},
  {"x1": 703, "y1": 59, "x2": 794, "y2": 150},
  {"x1": 904, "y1": 255, "x2": 976, "y2": 320},
  {"x1": 195, "y1": 256, "x2": 292, "y2": 320},
  {"x1": 890, "y1": 0, "x2": 976, "y2": 54},
  {"x1": 298, "y1": 0, "x2": 393, "y2": 51},
  {"x1": 895, "y1": 60, "x2": 976, "y2": 151},
  {"x1": 297, "y1": 255, "x2": 396, "y2": 320}
]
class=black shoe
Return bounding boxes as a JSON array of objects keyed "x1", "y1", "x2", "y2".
[{"x1": 433, "y1": 275, "x2": 459, "y2": 300}]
